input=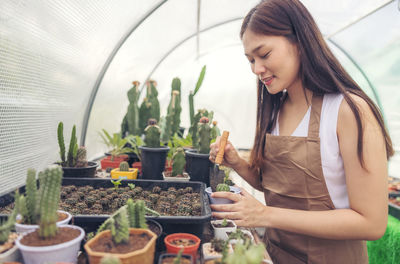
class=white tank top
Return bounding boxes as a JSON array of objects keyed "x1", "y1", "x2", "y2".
[{"x1": 271, "y1": 93, "x2": 349, "y2": 209}]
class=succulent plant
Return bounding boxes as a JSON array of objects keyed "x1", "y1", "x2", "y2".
[
  {"x1": 110, "y1": 208, "x2": 130, "y2": 244},
  {"x1": 38, "y1": 165, "x2": 63, "y2": 239},
  {"x1": 211, "y1": 120, "x2": 221, "y2": 140},
  {"x1": 144, "y1": 119, "x2": 161, "y2": 147},
  {"x1": 176, "y1": 204, "x2": 192, "y2": 216},
  {"x1": 121, "y1": 81, "x2": 141, "y2": 137},
  {"x1": 198, "y1": 116, "x2": 212, "y2": 154},
  {"x1": 152, "y1": 186, "x2": 161, "y2": 194},
  {"x1": 189, "y1": 66, "x2": 206, "y2": 128},
  {"x1": 66, "y1": 125, "x2": 78, "y2": 167},
  {"x1": 184, "y1": 187, "x2": 193, "y2": 194},
  {"x1": 216, "y1": 183, "x2": 230, "y2": 192},
  {"x1": 126, "y1": 199, "x2": 148, "y2": 229},
  {"x1": 149, "y1": 193, "x2": 159, "y2": 204},
  {"x1": 162, "y1": 79, "x2": 182, "y2": 142},
  {"x1": 139, "y1": 80, "x2": 160, "y2": 134},
  {"x1": 23, "y1": 168, "x2": 38, "y2": 225},
  {"x1": 119, "y1": 161, "x2": 130, "y2": 172},
  {"x1": 85, "y1": 196, "x2": 97, "y2": 207},
  {"x1": 171, "y1": 147, "x2": 186, "y2": 177},
  {"x1": 99, "y1": 191, "x2": 107, "y2": 198},
  {"x1": 75, "y1": 146, "x2": 88, "y2": 168}
]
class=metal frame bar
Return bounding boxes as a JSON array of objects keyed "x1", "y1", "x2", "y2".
[{"x1": 80, "y1": 0, "x2": 168, "y2": 145}]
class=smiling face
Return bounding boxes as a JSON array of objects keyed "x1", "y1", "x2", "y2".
[{"x1": 242, "y1": 29, "x2": 302, "y2": 94}]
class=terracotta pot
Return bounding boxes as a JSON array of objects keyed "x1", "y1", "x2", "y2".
[
  {"x1": 100, "y1": 155, "x2": 129, "y2": 170},
  {"x1": 164, "y1": 233, "x2": 200, "y2": 263},
  {"x1": 132, "y1": 162, "x2": 142, "y2": 173},
  {"x1": 84, "y1": 228, "x2": 157, "y2": 264}
]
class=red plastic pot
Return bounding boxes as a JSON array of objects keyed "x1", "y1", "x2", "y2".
[
  {"x1": 164, "y1": 233, "x2": 200, "y2": 263},
  {"x1": 132, "y1": 161, "x2": 142, "y2": 173},
  {"x1": 100, "y1": 155, "x2": 129, "y2": 170}
]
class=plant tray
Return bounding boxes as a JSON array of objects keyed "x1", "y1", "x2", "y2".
[{"x1": 0, "y1": 178, "x2": 212, "y2": 240}]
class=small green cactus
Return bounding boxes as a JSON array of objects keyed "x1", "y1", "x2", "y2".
[
  {"x1": 126, "y1": 199, "x2": 148, "y2": 229},
  {"x1": 76, "y1": 146, "x2": 88, "y2": 167},
  {"x1": 216, "y1": 183, "x2": 230, "y2": 192},
  {"x1": 144, "y1": 119, "x2": 161, "y2": 147},
  {"x1": 111, "y1": 178, "x2": 122, "y2": 190},
  {"x1": 171, "y1": 147, "x2": 186, "y2": 177},
  {"x1": 0, "y1": 192, "x2": 19, "y2": 244},
  {"x1": 128, "y1": 183, "x2": 135, "y2": 190},
  {"x1": 67, "y1": 125, "x2": 78, "y2": 167},
  {"x1": 24, "y1": 168, "x2": 38, "y2": 225},
  {"x1": 211, "y1": 120, "x2": 221, "y2": 140},
  {"x1": 38, "y1": 165, "x2": 63, "y2": 239},
  {"x1": 57, "y1": 122, "x2": 66, "y2": 166},
  {"x1": 119, "y1": 161, "x2": 130, "y2": 172},
  {"x1": 198, "y1": 116, "x2": 212, "y2": 154},
  {"x1": 122, "y1": 81, "x2": 141, "y2": 136},
  {"x1": 100, "y1": 255, "x2": 122, "y2": 264},
  {"x1": 173, "y1": 248, "x2": 184, "y2": 264}
]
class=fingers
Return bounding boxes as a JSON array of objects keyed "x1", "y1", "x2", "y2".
[
  {"x1": 210, "y1": 203, "x2": 236, "y2": 212},
  {"x1": 211, "y1": 191, "x2": 242, "y2": 202},
  {"x1": 211, "y1": 211, "x2": 241, "y2": 220}
]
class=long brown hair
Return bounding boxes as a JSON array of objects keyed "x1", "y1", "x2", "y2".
[{"x1": 241, "y1": 0, "x2": 394, "y2": 170}]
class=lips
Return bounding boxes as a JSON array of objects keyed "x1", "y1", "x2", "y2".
[{"x1": 262, "y1": 76, "x2": 274, "y2": 86}]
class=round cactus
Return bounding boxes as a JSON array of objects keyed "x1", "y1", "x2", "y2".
[
  {"x1": 216, "y1": 183, "x2": 230, "y2": 192},
  {"x1": 119, "y1": 161, "x2": 130, "y2": 172}
]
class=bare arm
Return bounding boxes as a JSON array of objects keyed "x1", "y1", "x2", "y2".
[
  {"x1": 212, "y1": 95, "x2": 388, "y2": 240},
  {"x1": 210, "y1": 139, "x2": 263, "y2": 191}
]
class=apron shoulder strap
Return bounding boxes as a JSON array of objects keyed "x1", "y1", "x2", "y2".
[{"x1": 308, "y1": 94, "x2": 324, "y2": 138}]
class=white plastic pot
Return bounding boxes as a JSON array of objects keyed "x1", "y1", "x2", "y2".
[
  {"x1": 202, "y1": 242, "x2": 233, "y2": 261},
  {"x1": 205, "y1": 186, "x2": 241, "y2": 205},
  {"x1": 16, "y1": 224, "x2": 84, "y2": 264},
  {"x1": 162, "y1": 171, "x2": 190, "y2": 181},
  {"x1": 211, "y1": 219, "x2": 237, "y2": 240},
  {"x1": 0, "y1": 244, "x2": 22, "y2": 262},
  {"x1": 227, "y1": 229, "x2": 254, "y2": 245},
  {"x1": 15, "y1": 210, "x2": 72, "y2": 234}
]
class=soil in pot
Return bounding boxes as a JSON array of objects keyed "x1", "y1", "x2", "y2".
[
  {"x1": 169, "y1": 238, "x2": 196, "y2": 247},
  {"x1": 20, "y1": 227, "x2": 81, "y2": 247},
  {"x1": 161, "y1": 256, "x2": 191, "y2": 264},
  {"x1": 90, "y1": 232, "x2": 151, "y2": 254},
  {"x1": 0, "y1": 232, "x2": 18, "y2": 254},
  {"x1": 212, "y1": 222, "x2": 235, "y2": 228},
  {"x1": 17, "y1": 211, "x2": 68, "y2": 224}
]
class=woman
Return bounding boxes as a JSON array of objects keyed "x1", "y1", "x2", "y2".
[{"x1": 209, "y1": 0, "x2": 394, "y2": 263}]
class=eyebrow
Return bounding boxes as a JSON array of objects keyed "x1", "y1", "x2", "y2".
[{"x1": 244, "y1": 44, "x2": 264, "y2": 56}]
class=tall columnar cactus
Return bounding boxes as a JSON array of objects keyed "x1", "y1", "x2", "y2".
[
  {"x1": 171, "y1": 78, "x2": 182, "y2": 135},
  {"x1": 38, "y1": 165, "x2": 63, "y2": 239},
  {"x1": 211, "y1": 120, "x2": 221, "y2": 141},
  {"x1": 189, "y1": 65, "x2": 206, "y2": 126},
  {"x1": 189, "y1": 109, "x2": 208, "y2": 149},
  {"x1": 139, "y1": 80, "x2": 160, "y2": 134},
  {"x1": 198, "y1": 116, "x2": 212, "y2": 154},
  {"x1": 119, "y1": 161, "x2": 129, "y2": 172},
  {"x1": 172, "y1": 147, "x2": 186, "y2": 176},
  {"x1": 110, "y1": 208, "x2": 129, "y2": 244},
  {"x1": 124, "y1": 81, "x2": 141, "y2": 136},
  {"x1": 126, "y1": 199, "x2": 148, "y2": 229},
  {"x1": 25, "y1": 168, "x2": 38, "y2": 224},
  {"x1": 162, "y1": 88, "x2": 182, "y2": 143},
  {"x1": 144, "y1": 119, "x2": 161, "y2": 148},
  {"x1": 67, "y1": 125, "x2": 78, "y2": 167},
  {"x1": 57, "y1": 122, "x2": 66, "y2": 166},
  {"x1": 76, "y1": 146, "x2": 88, "y2": 168}
]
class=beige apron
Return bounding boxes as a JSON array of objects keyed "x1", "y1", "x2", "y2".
[{"x1": 261, "y1": 94, "x2": 368, "y2": 264}]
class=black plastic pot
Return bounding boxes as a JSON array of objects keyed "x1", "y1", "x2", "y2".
[
  {"x1": 61, "y1": 161, "x2": 98, "y2": 178},
  {"x1": 185, "y1": 149, "x2": 212, "y2": 187},
  {"x1": 158, "y1": 253, "x2": 192, "y2": 264},
  {"x1": 139, "y1": 146, "x2": 170, "y2": 180}
]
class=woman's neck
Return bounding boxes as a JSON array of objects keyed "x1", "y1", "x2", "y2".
[{"x1": 285, "y1": 79, "x2": 312, "y2": 108}]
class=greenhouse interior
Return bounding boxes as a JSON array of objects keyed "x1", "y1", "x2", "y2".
[{"x1": 0, "y1": 0, "x2": 399, "y2": 263}]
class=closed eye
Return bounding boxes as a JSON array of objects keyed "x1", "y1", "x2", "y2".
[{"x1": 262, "y1": 51, "x2": 271, "y2": 59}]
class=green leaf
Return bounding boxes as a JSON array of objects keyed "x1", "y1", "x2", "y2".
[{"x1": 193, "y1": 65, "x2": 206, "y2": 96}]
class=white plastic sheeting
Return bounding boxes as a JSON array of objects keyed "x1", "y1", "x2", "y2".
[{"x1": 0, "y1": 0, "x2": 399, "y2": 195}]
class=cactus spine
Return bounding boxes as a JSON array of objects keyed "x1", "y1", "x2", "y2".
[
  {"x1": 57, "y1": 122, "x2": 66, "y2": 166},
  {"x1": 25, "y1": 168, "x2": 38, "y2": 224},
  {"x1": 144, "y1": 119, "x2": 161, "y2": 148},
  {"x1": 198, "y1": 116, "x2": 212, "y2": 154},
  {"x1": 100, "y1": 255, "x2": 122, "y2": 264},
  {"x1": 76, "y1": 146, "x2": 88, "y2": 168},
  {"x1": 38, "y1": 165, "x2": 63, "y2": 239},
  {"x1": 119, "y1": 161, "x2": 129, "y2": 172},
  {"x1": 189, "y1": 65, "x2": 206, "y2": 126},
  {"x1": 172, "y1": 148, "x2": 186, "y2": 176},
  {"x1": 216, "y1": 183, "x2": 230, "y2": 192},
  {"x1": 122, "y1": 81, "x2": 140, "y2": 136},
  {"x1": 110, "y1": 207, "x2": 129, "y2": 244},
  {"x1": 126, "y1": 199, "x2": 148, "y2": 229}
]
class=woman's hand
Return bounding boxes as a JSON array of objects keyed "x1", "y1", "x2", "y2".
[
  {"x1": 209, "y1": 137, "x2": 242, "y2": 169},
  {"x1": 210, "y1": 188, "x2": 269, "y2": 227}
]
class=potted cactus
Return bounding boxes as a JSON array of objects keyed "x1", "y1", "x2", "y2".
[
  {"x1": 16, "y1": 165, "x2": 85, "y2": 264},
  {"x1": 210, "y1": 219, "x2": 237, "y2": 240},
  {"x1": 164, "y1": 233, "x2": 201, "y2": 262},
  {"x1": 202, "y1": 238, "x2": 233, "y2": 262},
  {"x1": 110, "y1": 161, "x2": 138, "y2": 180},
  {"x1": 139, "y1": 119, "x2": 170, "y2": 180},
  {"x1": 163, "y1": 147, "x2": 190, "y2": 181},
  {"x1": 161, "y1": 78, "x2": 182, "y2": 143},
  {"x1": 84, "y1": 200, "x2": 157, "y2": 264},
  {"x1": 158, "y1": 249, "x2": 192, "y2": 264},
  {"x1": 139, "y1": 80, "x2": 160, "y2": 135},
  {"x1": 121, "y1": 81, "x2": 141, "y2": 137},
  {"x1": 99, "y1": 129, "x2": 134, "y2": 170},
  {"x1": 57, "y1": 122, "x2": 98, "y2": 177},
  {"x1": 14, "y1": 168, "x2": 72, "y2": 234},
  {"x1": 205, "y1": 183, "x2": 241, "y2": 206},
  {"x1": 0, "y1": 194, "x2": 22, "y2": 262},
  {"x1": 185, "y1": 115, "x2": 213, "y2": 186}
]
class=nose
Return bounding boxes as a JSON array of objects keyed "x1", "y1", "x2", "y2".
[{"x1": 252, "y1": 59, "x2": 265, "y2": 76}]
